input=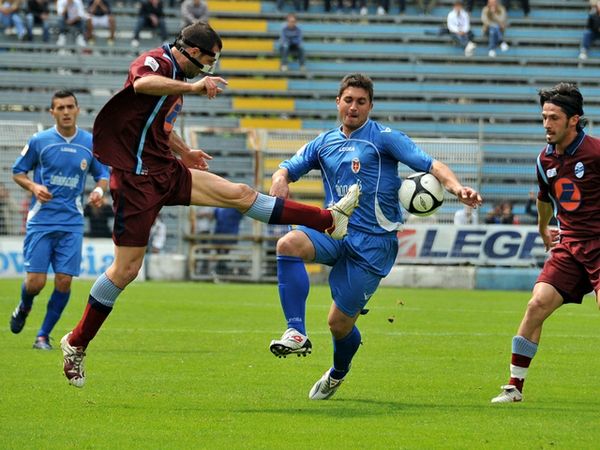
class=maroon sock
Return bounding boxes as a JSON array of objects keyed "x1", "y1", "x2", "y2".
[
  {"x1": 509, "y1": 353, "x2": 532, "y2": 393},
  {"x1": 272, "y1": 198, "x2": 333, "y2": 232},
  {"x1": 69, "y1": 298, "x2": 112, "y2": 348}
]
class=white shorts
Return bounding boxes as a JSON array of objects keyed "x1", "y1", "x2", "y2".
[{"x1": 89, "y1": 14, "x2": 111, "y2": 28}]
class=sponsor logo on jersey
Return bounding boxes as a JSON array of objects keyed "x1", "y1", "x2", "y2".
[
  {"x1": 61, "y1": 147, "x2": 76, "y2": 153},
  {"x1": 144, "y1": 56, "x2": 159, "y2": 72},
  {"x1": 351, "y1": 157, "x2": 360, "y2": 173},
  {"x1": 546, "y1": 168, "x2": 557, "y2": 178},
  {"x1": 50, "y1": 174, "x2": 80, "y2": 189},
  {"x1": 80, "y1": 159, "x2": 87, "y2": 171},
  {"x1": 339, "y1": 146, "x2": 355, "y2": 152},
  {"x1": 381, "y1": 127, "x2": 391, "y2": 133},
  {"x1": 574, "y1": 162, "x2": 584, "y2": 179},
  {"x1": 164, "y1": 98, "x2": 183, "y2": 133},
  {"x1": 554, "y1": 177, "x2": 581, "y2": 212}
]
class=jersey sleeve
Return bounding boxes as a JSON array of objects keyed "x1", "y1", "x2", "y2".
[
  {"x1": 279, "y1": 134, "x2": 324, "y2": 182},
  {"x1": 89, "y1": 157, "x2": 110, "y2": 182},
  {"x1": 380, "y1": 129, "x2": 433, "y2": 173},
  {"x1": 12, "y1": 135, "x2": 39, "y2": 174},
  {"x1": 536, "y1": 154, "x2": 551, "y2": 202},
  {"x1": 129, "y1": 52, "x2": 173, "y2": 83}
]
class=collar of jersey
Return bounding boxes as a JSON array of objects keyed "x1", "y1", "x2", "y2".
[
  {"x1": 338, "y1": 118, "x2": 371, "y2": 138},
  {"x1": 545, "y1": 130, "x2": 586, "y2": 157},
  {"x1": 162, "y1": 43, "x2": 185, "y2": 79}
]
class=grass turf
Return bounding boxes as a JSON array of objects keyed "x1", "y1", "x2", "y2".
[{"x1": 1, "y1": 279, "x2": 599, "y2": 449}]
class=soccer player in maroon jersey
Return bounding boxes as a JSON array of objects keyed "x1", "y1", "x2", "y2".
[
  {"x1": 59, "y1": 21, "x2": 360, "y2": 388},
  {"x1": 492, "y1": 82, "x2": 600, "y2": 403}
]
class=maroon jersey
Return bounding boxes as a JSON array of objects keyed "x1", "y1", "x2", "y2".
[
  {"x1": 536, "y1": 132, "x2": 600, "y2": 241},
  {"x1": 93, "y1": 45, "x2": 185, "y2": 175}
]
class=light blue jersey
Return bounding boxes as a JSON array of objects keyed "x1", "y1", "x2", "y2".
[
  {"x1": 281, "y1": 119, "x2": 433, "y2": 235},
  {"x1": 13, "y1": 126, "x2": 109, "y2": 234}
]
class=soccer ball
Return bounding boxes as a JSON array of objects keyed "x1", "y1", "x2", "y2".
[{"x1": 399, "y1": 172, "x2": 444, "y2": 217}]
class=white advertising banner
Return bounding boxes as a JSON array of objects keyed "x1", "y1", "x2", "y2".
[
  {"x1": 0, "y1": 237, "x2": 117, "y2": 279},
  {"x1": 396, "y1": 224, "x2": 547, "y2": 266}
]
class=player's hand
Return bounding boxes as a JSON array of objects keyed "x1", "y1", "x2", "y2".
[
  {"x1": 32, "y1": 184, "x2": 52, "y2": 203},
  {"x1": 269, "y1": 177, "x2": 290, "y2": 198},
  {"x1": 540, "y1": 227, "x2": 559, "y2": 251},
  {"x1": 182, "y1": 148, "x2": 212, "y2": 171},
  {"x1": 191, "y1": 76, "x2": 227, "y2": 99},
  {"x1": 457, "y1": 186, "x2": 483, "y2": 208},
  {"x1": 88, "y1": 191, "x2": 104, "y2": 207}
]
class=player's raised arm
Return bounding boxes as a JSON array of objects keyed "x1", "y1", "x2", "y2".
[{"x1": 430, "y1": 160, "x2": 483, "y2": 208}]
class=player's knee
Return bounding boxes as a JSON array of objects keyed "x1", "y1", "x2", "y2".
[
  {"x1": 276, "y1": 233, "x2": 307, "y2": 258},
  {"x1": 54, "y1": 275, "x2": 72, "y2": 292},
  {"x1": 526, "y1": 296, "x2": 551, "y2": 317}
]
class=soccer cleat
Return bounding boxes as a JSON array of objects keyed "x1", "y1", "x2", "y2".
[
  {"x1": 33, "y1": 335, "x2": 52, "y2": 350},
  {"x1": 309, "y1": 369, "x2": 344, "y2": 400},
  {"x1": 9, "y1": 306, "x2": 28, "y2": 334},
  {"x1": 61, "y1": 332, "x2": 86, "y2": 388},
  {"x1": 491, "y1": 384, "x2": 523, "y2": 403},
  {"x1": 326, "y1": 184, "x2": 360, "y2": 240},
  {"x1": 269, "y1": 328, "x2": 312, "y2": 358}
]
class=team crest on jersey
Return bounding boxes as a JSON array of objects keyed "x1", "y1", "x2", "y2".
[
  {"x1": 80, "y1": 159, "x2": 87, "y2": 171},
  {"x1": 574, "y1": 162, "x2": 584, "y2": 179},
  {"x1": 144, "y1": 56, "x2": 159, "y2": 72},
  {"x1": 351, "y1": 157, "x2": 360, "y2": 173}
]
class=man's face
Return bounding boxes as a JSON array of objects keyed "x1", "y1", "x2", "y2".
[
  {"x1": 541, "y1": 102, "x2": 576, "y2": 145},
  {"x1": 336, "y1": 86, "x2": 372, "y2": 132},
  {"x1": 183, "y1": 44, "x2": 219, "y2": 78},
  {"x1": 50, "y1": 96, "x2": 79, "y2": 130}
]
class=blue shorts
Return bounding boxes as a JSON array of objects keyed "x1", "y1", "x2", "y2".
[
  {"x1": 298, "y1": 226, "x2": 398, "y2": 317},
  {"x1": 23, "y1": 230, "x2": 83, "y2": 276}
]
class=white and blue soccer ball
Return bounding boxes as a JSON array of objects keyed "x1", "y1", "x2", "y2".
[{"x1": 399, "y1": 172, "x2": 444, "y2": 217}]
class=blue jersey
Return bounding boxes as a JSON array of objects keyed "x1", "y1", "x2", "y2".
[
  {"x1": 12, "y1": 126, "x2": 109, "y2": 233},
  {"x1": 280, "y1": 119, "x2": 433, "y2": 235}
]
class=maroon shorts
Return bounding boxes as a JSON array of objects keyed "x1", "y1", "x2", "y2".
[
  {"x1": 110, "y1": 160, "x2": 192, "y2": 246},
  {"x1": 537, "y1": 238, "x2": 600, "y2": 303}
]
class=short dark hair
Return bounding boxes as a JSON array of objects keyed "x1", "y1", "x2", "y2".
[
  {"x1": 177, "y1": 21, "x2": 222, "y2": 53},
  {"x1": 50, "y1": 90, "x2": 78, "y2": 109},
  {"x1": 539, "y1": 82, "x2": 587, "y2": 131},
  {"x1": 338, "y1": 73, "x2": 374, "y2": 103}
]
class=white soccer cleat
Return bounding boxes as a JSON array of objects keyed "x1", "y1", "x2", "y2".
[
  {"x1": 61, "y1": 332, "x2": 86, "y2": 388},
  {"x1": 269, "y1": 328, "x2": 312, "y2": 358},
  {"x1": 309, "y1": 369, "x2": 344, "y2": 400},
  {"x1": 326, "y1": 184, "x2": 360, "y2": 240},
  {"x1": 491, "y1": 385, "x2": 523, "y2": 403}
]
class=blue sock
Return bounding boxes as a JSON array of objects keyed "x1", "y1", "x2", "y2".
[
  {"x1": 19, "y1": 282, "x2": 35, "y2": 311},
  {"x1": 37, "y1": 289, "x2": 70, "y2": 338},
  {"x1": 331, "y1": 326, "x2": 361, "y2": 380},
  {"x1": 277, "y1": 255, "x2": 309, "y2": 335}
]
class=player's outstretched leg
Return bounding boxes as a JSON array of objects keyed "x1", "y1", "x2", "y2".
[
  {"x1": 308, "y1": 369, "x2": 344, "y2": 400},
  {"x1": 61, "y1": 332, "x2": 86, "y2": 388},
  {"x1": 270, "y1": 328, "x2": 312, "y2": 358}
]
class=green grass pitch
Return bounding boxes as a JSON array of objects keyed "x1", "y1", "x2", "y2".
[{"x1": 1, "y1": 278, "x2": 599, "y2": 449}]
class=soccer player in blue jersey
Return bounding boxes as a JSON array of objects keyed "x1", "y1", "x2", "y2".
[
  {"x1": 268, "y1": 73, "x2": 483, "y2": 400},
  {"x1": 9, "y1": 91, "x2": 109, "y2": 350},
  {"x1": 492, "y1": 83, "x2": 600, "y2": 403}
]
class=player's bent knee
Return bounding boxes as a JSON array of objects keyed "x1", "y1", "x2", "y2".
[{"x1": 276, "y1": 233, "x2": 310, "y2": 258}]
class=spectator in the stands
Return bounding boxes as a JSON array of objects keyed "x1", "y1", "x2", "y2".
[
  {"x1": 447, "y1": 0, "x2": 476, "y2": 57},
  {"x1": 56, "y1": 0, "x2": 87, "y2": 47},
  {"x1": 454, "y1": 204, "x2": 478, "y2": 225},
  {"x1": 86, "y1": 0, "x2": 116, "y2": 45},
  {"x1": 1, "y1": 0, "x2": 26, "y2": 40},
  {"x1": 278, "y1": 13, "x2": 305, "y2": 72},
  {"x1": 180, "y1": 0, "x2": 208, "y2": 27},
  {"x1": 131, "y1": 0, "x2": 168, "y2": 48},
  {"x1": 465, "y1": 0, "x2": 485, "y2": 13},
  {"x1": 481, "y1": 0, "x2": 509, "y2": 58},
  {"x1": 579, "y1": 1, "x2": 600, "y2": 60},
  {"x1": 504, "y1": 0, "x2": 529, "y2": 17},
  {"x1": 25, "y1": 0, "x2": 49, "y2": 41},
  {"x1": 417, "y1": 0, "x2": 437, "y2": 15}
]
